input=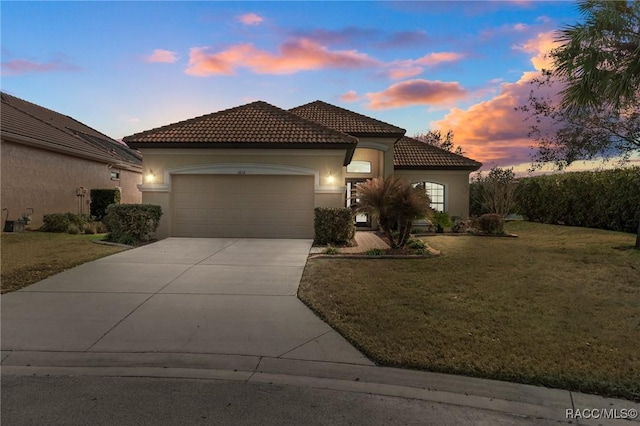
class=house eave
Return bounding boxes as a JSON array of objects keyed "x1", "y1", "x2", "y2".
[
  {"x1": 2, "y1": 131, "x2": 142, "y2": 172},
  {"x1": 394, "y1": 164, "x2": 482, "y2": 172}
]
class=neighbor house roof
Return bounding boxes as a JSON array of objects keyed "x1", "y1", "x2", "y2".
[
  {"x1": 123, "y1": 101, "x2": 359, "y2": 164},
  {"x1": 394, "y1": 136, "x2": 482, "y2": 170},
  {"x1": 1, "y1": 92, "x2": 141, "y2": 169},
  {"x1": 289, "y1": 101, "x2": 406, "y2": 138}
]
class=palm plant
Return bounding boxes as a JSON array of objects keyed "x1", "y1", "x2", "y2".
[{"x1": 356, "y1": 176, "x2": 432, "y2": 249}]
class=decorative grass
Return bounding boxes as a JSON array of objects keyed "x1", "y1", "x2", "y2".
[
  {"x1": 298, "y1": 222, "x2": 640, "y2": 401},
  {"x1": 1, "y1": 232, "x2": 126, "y2": 293}
]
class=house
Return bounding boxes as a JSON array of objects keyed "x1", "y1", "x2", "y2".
[
  {"x1": 123, "y1": 100, "x2": 481, "y2": 239},
  {"x1": 1, "y1": 92, "x2": 142, "y2": 229}
]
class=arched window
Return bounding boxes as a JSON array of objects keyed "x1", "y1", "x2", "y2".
[
  {"x1": 346, "y1": 161, "x2": 371, "y2": 173},
  {"x1": 413, "y1": 182, "x2": 445, "y2": 212}
]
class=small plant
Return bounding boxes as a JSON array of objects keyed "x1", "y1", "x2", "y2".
[
  {"x1": 67, "y1": 224, "x2": 80, "y2": 235},
  {"x1": 473, "y1": 213, "x2": 505, "y2": 235},
  {"x1": 451, "y1": 217, "x2": 471, "y2": 233},
  {"x1": 323, "y1": 247, "x2": 340, "y2": 255},
  {"x1": 432, "y1": 211, "x2": 453, "y2": 229},
  {"x1": 364, "y1": 248, "x2": 386, "y2": 256},
  {"x1": 83, "y1": 223, "x2": 97, "y2": 235},
  {"x1": 406, "y1": 239, "x2": 426, "y2": 250}
]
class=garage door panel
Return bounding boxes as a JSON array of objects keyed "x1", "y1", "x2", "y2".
[{"x1": 172, "y1": 175, "x2": 314, "y2": 238}]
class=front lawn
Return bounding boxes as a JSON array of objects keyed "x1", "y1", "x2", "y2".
[
  {"x1": 299, "y1": 222, "x2": 640, "y2": 401},
  {"x1": 1, "y1": 232, "x2": 126, "y2": 293}
]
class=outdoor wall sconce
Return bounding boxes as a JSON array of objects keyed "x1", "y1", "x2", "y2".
[
  {"x1": 326, "y1": 170, "x2": 335, "y2": 184},
  {"x1": 146, "y1": 170, "x2": 155, "y2": 183}
]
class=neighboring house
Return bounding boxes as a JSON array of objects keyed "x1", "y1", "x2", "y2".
[
  {"x1": 1, "y1": 92, "x2": 142, "y2": 229},
  {"x1": 124, "y1": 100, "x2": 481, "y2": 239}
]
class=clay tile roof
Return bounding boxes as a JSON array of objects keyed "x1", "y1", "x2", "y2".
[
  {"x1": 123, "y1": 101, "x2": 359, "y2": 148},
  {"x1": 394, "y1": 136, "x2": 482, "y2": 170},
  {"x1": 1, "y1": 92, "x2": 141, "y2": 167},
  {"x1": 289, "y1": 101, "x2": 406, "y2": 137}
]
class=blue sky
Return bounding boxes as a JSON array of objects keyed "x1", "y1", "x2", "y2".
[{"x1": 2, "y1": 1, "x2": 589, "y2": 170}]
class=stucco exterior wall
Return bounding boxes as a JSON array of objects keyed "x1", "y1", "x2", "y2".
[
  {"x1": 1, "y1": 140, "x2": 141, "y2": 228},
  {"x1": 394, "y1": 169, "x2": 473, "y2": 218},
  {"x1": 137, "y1": 148, "x2": 348, "y2": 238}
]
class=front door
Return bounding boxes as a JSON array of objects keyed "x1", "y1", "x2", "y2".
[{"x1": 346, "y1": 178, "x2": 372, "y2": 228}]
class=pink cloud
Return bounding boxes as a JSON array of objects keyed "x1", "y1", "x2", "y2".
[
  {"x1": 365, "y1": 79, "x2": 468, "y2": 110},
  {"x1": 238, "y1": 13, "x2": 264, "y2": 25},
  {"x1": 1, "y1": 58, "x2": 80, "y2": 76},
  {"x1": 340, "y1": 90, "x2": 361, "y2": 102},
  {"x1": 145, "y1": 49, "x2": 178, "y2": 63},
  {"x1": 384, "y1": 51, "x2": 463, "y2": 80},
  {"x1": 386, "y1": 67, "x2": 424, "y2": 80},
  {"x1": 185, "y1": 39, "x2": 379, "y2": 76},
  {"x1": 431, "y1": 31, "x2": 562, "y2": 167},
  {"x1": 515, "y1": 30, "x2": 560, "y2": 71},
  {"x1": 415, "y1": 52, "x2": 464, "y2": 67}
]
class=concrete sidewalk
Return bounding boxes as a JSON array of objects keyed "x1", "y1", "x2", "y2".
[{"x1": 2, "y1": 238, "x2": 638, "y2": 425}]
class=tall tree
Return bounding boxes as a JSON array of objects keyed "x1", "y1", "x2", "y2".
[
  {"x1": 520, "y1": 1, "x2": 640, "y2": 248},
  {"x1": 414, "y1": 130, "x2": 464, "y2": 155}
]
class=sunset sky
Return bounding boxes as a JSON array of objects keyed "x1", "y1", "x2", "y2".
[{"x1": 5, "y1": 1, "x2": 630, "y2": 172}]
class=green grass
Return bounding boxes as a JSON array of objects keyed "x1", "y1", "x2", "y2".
[
  {"x1": 1, "y1": 231, "x2": 126, "y2": 293},
  {"x1": 298, "y1": 222, "x2": 640, "y2": 401}
]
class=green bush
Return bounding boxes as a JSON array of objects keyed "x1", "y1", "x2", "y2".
[
  {"x1": 41, "y1": 213, "x2": 89, "y2": 233},
  {"x1": 406, "y1": 238, "x2": 426, "y2": 249},
  {"x1": 103, "y1": 204, "x2": 162, "y2": 244},
  {"x1": 323, "y1": 247, "x2": 340, "y2": 255},
  {"x1": 364, "y1": 248, "x2": 386, "y2": 256},
  {"x1": 473, "y1": 213, "x2": 505, "y2": 235},
  {"x1": 67, "y1": 224, "x2": 80, "y2": 234},
  {"x1": 314, "y1": 207, "x2": 355, "y2": 245},
  {"x1": 514, "y1": 168, "x2": 640, "y2": 233},
  {"x1": 90, "y1": 189, "x2": 121, "y2": 220},
  {"x1": 432, "y1": 211, "x2": 453, "y2": 228}
]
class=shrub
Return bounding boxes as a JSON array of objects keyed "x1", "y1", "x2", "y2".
[
  {"x1": 473, "y1": 213, "x2": 505, "y2": 235},
  {"x1": 314, "y1": 207, "x2": 355, "y2": 245},
  {"x1": 406, "y1": 238, "x2": 426, "y2": 249},
  {"x1": 90, "y1": 189, "x2": 121, "y2": 220},
  {"x1": 83, "y1": 223, "x2": 97, "y2": 235},
  {"x1": 67, "y1": 224, "x2": 80, "y2": 235},
  {"x1": 323, "y1": 247, "x2": 340, "y2": 255},
  {"x1": 41, "y1": 213, "x2": 88, "y2": 233},
  {"x1": 364, "y1": 248, "x2": 386, "y2": 256},
  {"x1": 514, "y1": 168, "x2": 640, "y2": 234},
  {"x1": 471, "y1": 167, "x2": 518, "y2": 216},
  {"x1": 41, "y1": 213, "x2": 71, "y2": 233},
  {"x1": 432, "y1": 211, "x2": 453, "y2": 228},
  {"x1": 103, "y1": 204, "x2": 162, "y2": 244},
  {"x1": 356, "y1": 176, "x2": 432, "y2": 248}
]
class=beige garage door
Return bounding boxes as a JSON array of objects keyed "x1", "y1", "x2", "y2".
[{"x1": 172, "y1": 174, "x2": 314, "y2": 238}]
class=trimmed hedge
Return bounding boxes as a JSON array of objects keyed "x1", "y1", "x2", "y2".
[
  {"x1": 90, "y1": 188, "x2": 121, "y2": 220},
  {"x1": 41, "y1": 213, "x2": 88, "y2": 233},
  {"x1": 514, "y1": 167, "x2": 640, "y2": 233},
  {"x1": 103, "y1": 204, "x2": 162, "y2": 244},
  {"x1": 314, "y1": 207, "x2": 355, "y2": 245}
]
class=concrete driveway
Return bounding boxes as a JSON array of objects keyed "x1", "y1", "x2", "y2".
[{"x1": 1, "y1": 238, "x2": 371, "y2": 365}]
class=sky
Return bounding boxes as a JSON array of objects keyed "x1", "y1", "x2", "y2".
[{"x1": 3, "y1": 1, "x2": 633, "y2": 173}]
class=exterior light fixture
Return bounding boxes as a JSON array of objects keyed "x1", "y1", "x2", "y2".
[
  {"x1": 146, "y1": 170, "x2": 155, "y2": 183},
  {"x1": 327, "y1": 171, "x2": 335, "y2": 184}
]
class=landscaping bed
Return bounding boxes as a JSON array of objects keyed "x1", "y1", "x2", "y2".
[
  {"x1": 1, "y1": 232, "x2": 127, "y2": 293},
  {"x1": 298, "y1": 221, "x2": 640, "y2": 401}
]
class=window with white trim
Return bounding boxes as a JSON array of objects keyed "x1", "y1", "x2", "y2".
[
  {"x1": 413, "y1": 182, "x2": 445, "y2": 212},
  {"x1": 347, "y1": 160, "x2": 371, "y2": 173}
]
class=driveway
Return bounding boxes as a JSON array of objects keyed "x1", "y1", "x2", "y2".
[{"x1": 1, "y1": 238, "x2": 372, "y2": 365}]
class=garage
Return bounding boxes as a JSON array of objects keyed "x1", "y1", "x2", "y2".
[{"x1": 172, "y1": 174, "x2": 315, "y2": 238}]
